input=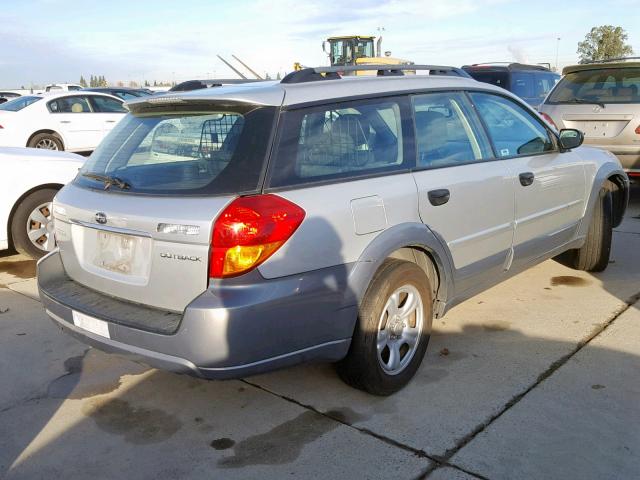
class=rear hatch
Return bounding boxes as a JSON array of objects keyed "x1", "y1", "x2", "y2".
[
  {"x1": 541, "y1": 65, "x2": 640, "y2": 144},
  {"x1": 53, "y1": 98, "x2": 278, "y2": 313}
]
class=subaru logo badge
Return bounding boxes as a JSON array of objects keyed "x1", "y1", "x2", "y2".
[{"x1": 95, "y1": 212, "x2": 107, "y2": 224}]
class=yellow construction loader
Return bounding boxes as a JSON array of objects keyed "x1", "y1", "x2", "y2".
[{"x1": 294, "y1": 35, "x2": 413, "y2": 75}]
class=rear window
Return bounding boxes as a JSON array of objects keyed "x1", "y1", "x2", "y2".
[
  {"x1": 0, "y1": 96, "x2": 41, "y2": 111},
  {"x1": 76, "y1": 104, "x2": 276, "y2": 195},
  {"x1": 268, "y1": 96, "x2": 410, "y2": 188},
  {"x1": 547, "y1": 67, "x2": 640, "y2": 104}
]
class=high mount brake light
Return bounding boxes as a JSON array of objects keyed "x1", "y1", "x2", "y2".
[
  {"x1": 209, "y1": 194, "x2": 306, "y2": 279},
  {"x1": 539, "y1": 112, "x2": 558, "y2": 131}
]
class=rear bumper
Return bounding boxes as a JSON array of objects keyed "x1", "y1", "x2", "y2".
[{"x1": 38, "y1": 251, "x2": 354, "y2": 379}]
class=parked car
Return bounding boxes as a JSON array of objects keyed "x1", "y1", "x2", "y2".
[
  {"x1": 44, "y1": 83, "x2": 83, "y2": 92},
  {"x1": 82, "y1": 87, "x2": 152, "y2": 101},
  {"x1": 538, "y1": 58, "x2": 640, "y2": 180},
  {"x1": 0, "y1": 91, "x2": 127, "y2": 152},
  {"x1": 0, "y1": 147, "x2": 84, "y2": 258},
  {"x1": 38, "y1": 65, "x2": 629, "y2": 395},
  {"x1": 0, "y1": 92, "x2": 20, "y2": 105},
  {"x1": 462, "y1": 63, "x2": 560, "y2": 108}
]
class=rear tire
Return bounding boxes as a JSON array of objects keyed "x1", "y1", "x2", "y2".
[
  {"x1": 11, "y1": 188, "x2": 59, "y2": 259},
  {"x1": 27, "y1": 132, "x2": 63, "y2": 151},
  {"x1": 557, "y1": 183, "x2": 613, "y2": 272},
  {"x1": 337, "y1": 259, "x2": 433, "y2": 396}
]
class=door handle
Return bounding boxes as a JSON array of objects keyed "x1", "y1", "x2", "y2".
[
  {"x1": 60, "y1": 120, "x2": 71, "y2": 124},
  {"x1": 519, "y1": 172, "x2": 535, "y2": 186},
  {"x1": 105, "y1": 120, "x2": 117, "y2": 123},
  {"x1": 428, "y1": 189, "x2": 450, "y2": 206}
]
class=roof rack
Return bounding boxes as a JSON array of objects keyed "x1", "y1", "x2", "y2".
[{"x1": 281, "y1": 64, "x2": 470, "y2": 84}]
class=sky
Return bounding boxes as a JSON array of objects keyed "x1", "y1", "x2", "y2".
[{"x1": 1, "y1": 0, "x2": 639, "y2": 87}]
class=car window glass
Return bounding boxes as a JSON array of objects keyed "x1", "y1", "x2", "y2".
[
  {"x1": 466, "y1": 71, "x2": 509, "y2": 89},
  {"x1": 67, "y1": 85, "x2": 81, "y2": 91},
  {"x1": 116, "y1": 91, "x2": 139, "y2": 100},
  {"x1": 511, "y1": 73, "x2": 535, "y2": 98},
  {"x1": 91, "y1": 95, "x2": 126, "y2": 113},
  {"x1": 48, "y1": 96, "x2": 92, "y2": 113},
  {"x1": 413, "y1": 92, "x2": 492, "y2": 168},
  {"x1": 470, "y1": 92, "x2": 555, "y2": 157},
  {"x1": 78, "y1": 106, "x2": 276, "y2": 195},
  {"x1": 269, "y1": 97, "x2": 409, "y2": 187},
  {"x1": 547, "y1": 68, "x2": 640, "y2": 104},
  {"x1": 534, "y1": 73, "x2": 560, "y2": 99},
  {"x1": 0, "y1": 96, "x2": 41, "y2": 111}
]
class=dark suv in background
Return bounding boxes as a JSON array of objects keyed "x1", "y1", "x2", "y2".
[{"x1": 463, "y1": 63, "x2": 560, "y2": 108}]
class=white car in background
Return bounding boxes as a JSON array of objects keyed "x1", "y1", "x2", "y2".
[
  {"x1": 0, "y1": 91, "x2": 127, "y2": 152},
  {"x1": 44, "y1": 83, "x2": 83, "y2": 92},
  {"x1": 1, "y1": 147, "x2": 84, "y2": 258}
]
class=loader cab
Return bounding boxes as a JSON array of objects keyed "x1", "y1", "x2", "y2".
[{"x1": 325, "y1": 36, "x2": 376, "y2": 66}]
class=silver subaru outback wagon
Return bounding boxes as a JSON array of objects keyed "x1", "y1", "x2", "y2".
[{"x1": 38, "y1": 65, "x2": 629, "y2": 395}]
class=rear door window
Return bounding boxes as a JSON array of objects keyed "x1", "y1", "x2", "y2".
[
  {"x1": 269, "y1": 96, "x2": 411, "y2": 188},
  {"x1": 48, "y1": 96, "x2": 93, "y2": 113},
  {"x1": 412, "y1": 92, "x2": 492, "y2": 168},
  {"x1": 469, "y1": 92, "x2": 555, "y2": 157}
]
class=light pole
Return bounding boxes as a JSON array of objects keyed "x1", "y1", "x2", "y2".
[{"x1": 555, "y1": 37, "x2": 561, "y2": 72}]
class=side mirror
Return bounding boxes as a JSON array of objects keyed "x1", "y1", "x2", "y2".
[
  {"x1": 559, "y1": 129, "x2": 584, "y2": 151},
  {"x1": 322, "y1": 41, "x2": 329, "y2": 55}
]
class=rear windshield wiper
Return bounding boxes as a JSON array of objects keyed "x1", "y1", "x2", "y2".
[
  {"x1": 562, "y1": 98, "x2": 606, "y2": 109},
  {"x1": 81, "y1": 172, "x2": 131, "y2": 190}
]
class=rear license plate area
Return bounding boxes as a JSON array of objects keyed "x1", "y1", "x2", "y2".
[{"x1": 93, "y1": 230, "x2": 138, "y2": 275}]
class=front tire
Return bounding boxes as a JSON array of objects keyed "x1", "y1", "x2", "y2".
[
  {"x1": 337, "y1": 259, "x2": 433, "y2": 395},
  {"x1": 11, "y1": 188, "x2": 59, "y2": 259},
  {"x1": 28, "y1": 132, "x2": 63, "y2": 151},
  {"x1": 558, "y1": 183, "x2": 613, "y2": 272}
]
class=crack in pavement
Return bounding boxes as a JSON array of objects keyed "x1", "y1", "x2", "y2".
[
  {"x1": 419, "y1": 289, "x2": 640, "y2": 479},
  {"x1": 240, "y1": 378, "x2": 488, "y2": 480}
]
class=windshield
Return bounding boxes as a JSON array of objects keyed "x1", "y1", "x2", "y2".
[
  {"x1": 75, "y1": 105, "x2": 276, "y2": 195},
  {"x1": 547, "y1": 67, "x2": 640, "y2": 105},
  {"x1": 0, "y1": 96, "x2": 41, "y2": 111}
]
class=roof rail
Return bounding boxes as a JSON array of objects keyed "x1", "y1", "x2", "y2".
[{"x1": 281, "y1": 64, "x2": 470, "y2": 84}]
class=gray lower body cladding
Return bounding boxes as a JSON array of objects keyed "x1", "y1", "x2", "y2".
[{"x1": 38, "y1": 252, "x2": 354, "y2": 379}]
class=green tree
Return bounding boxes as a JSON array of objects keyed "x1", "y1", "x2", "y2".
[
  {"x1": 79, "y1": 75, "x2": 87, "y2": 87},
  {"x1": 577, "y1": 25, "x2": 634, "y2": 63},
  {"x1": 89, "y1": 75, "x2": 95, "y2": 87}
]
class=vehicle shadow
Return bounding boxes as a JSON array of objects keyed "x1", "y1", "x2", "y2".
[{"x1": 2, "y1": 322, "x2": 639, "y2": 479}]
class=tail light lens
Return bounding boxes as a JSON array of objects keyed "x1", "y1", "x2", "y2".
[
  {"x1": 209, "y1": 194, "x2": 305, "y2": 278},
  {"x1": 539, "y1": 112, "x2": 558, "y2": 131},
  {"x1": 635, "y1": 125, "x2": 640, "y2": 135}
]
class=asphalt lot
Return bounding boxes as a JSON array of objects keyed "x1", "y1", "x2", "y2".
[{"x1": 1, "y1": 187, "x2": 638, "y2": 480}]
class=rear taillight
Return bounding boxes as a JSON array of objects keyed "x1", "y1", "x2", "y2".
[
  {"x1": 635, "y1": 125, "x2": 640, "y2": 135},
  {"x1": 209, "y1": 194, "x2": 306, "y2": 278},
  {"x1": 539, "y1": 112, "x2": 558, "y2": 131}
]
